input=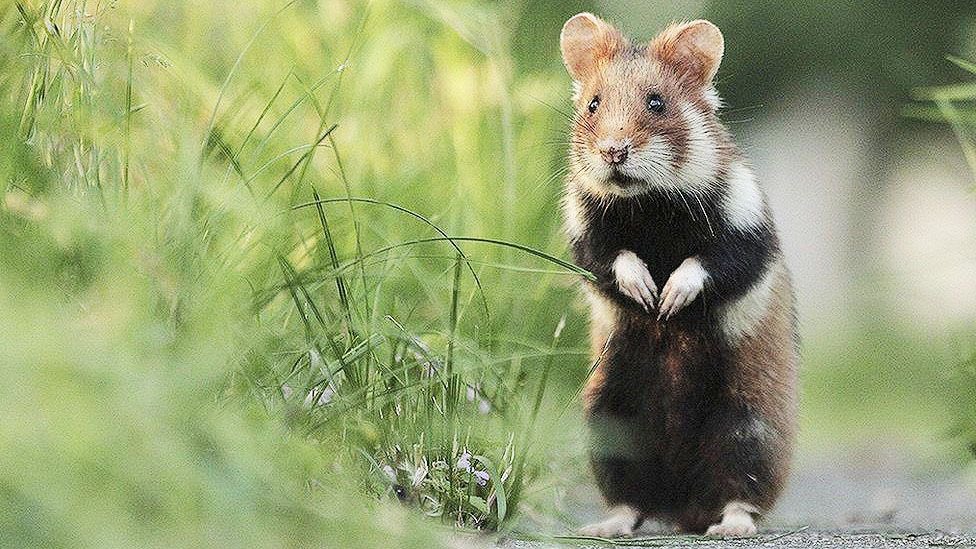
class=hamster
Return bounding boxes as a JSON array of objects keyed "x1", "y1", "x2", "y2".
[{"x1": 559, "y1": 13, "x2": 798, "y2": 537}]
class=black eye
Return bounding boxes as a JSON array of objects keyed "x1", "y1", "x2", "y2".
[
  {"x1": 588, "y1": 96, "x2": 600, "y2": 114},
  {"x1": 647, "y1": 94, "x2": 665, "y2": 114}
]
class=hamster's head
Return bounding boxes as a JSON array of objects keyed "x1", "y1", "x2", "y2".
[{"x1": 560, "y1": 14, "x2": 726, "y2": 197}]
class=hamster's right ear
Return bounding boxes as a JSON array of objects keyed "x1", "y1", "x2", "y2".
[{"x1": 560, "y1": 13, "x2": 624, "y2": 80}]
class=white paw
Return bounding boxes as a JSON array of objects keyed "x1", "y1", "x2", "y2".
[
  {"x1": 658, "y1": 257, "x2": 707, "y2": 320},
  {"x1": 612, "y1": 250, "x2": 657, "y2": 312},
  {"x1": 706, "y1": 502, "x2": 758, "y2": 538},
  {"x1": 579, "y1": 517, "x2": 634, "y2": 538},
  {"x1": 705, "y1": 520, "x2": 757, "y2": 538},
  {"x1": 578, "y1": 506, "x2": 640, "y2": 538}
]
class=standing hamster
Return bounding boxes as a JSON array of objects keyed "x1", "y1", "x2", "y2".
[{"x1": 559, "y1": 13, "x2": 798, "y2": 537}]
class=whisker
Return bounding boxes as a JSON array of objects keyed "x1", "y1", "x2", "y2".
[{"x1": 693, "y1": 193, "x2": 715, "y2": 237}]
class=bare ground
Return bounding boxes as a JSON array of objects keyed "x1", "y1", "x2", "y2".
[{"x1": 495, "y1": 446, "x2": 976, "y2": 549}]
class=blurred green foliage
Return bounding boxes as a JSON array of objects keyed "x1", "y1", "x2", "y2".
[
  {"x1": 907, "y1": 55, "x2": 976, "y2": 460},
  {"x1": 0, "y1": 0, "x2": 585, "y2": 543},
  {"x1": 1, "y1": 0, "x2": 974, "y2": 545}
]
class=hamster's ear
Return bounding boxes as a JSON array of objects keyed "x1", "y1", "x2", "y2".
[
  {"x1": 560, "y1": 13, "x2": 624, "y2": 80},
  {"x1": 650, "y1": 20, "x2": 724, "y2": 86}
]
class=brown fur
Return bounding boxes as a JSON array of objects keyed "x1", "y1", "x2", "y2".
[
  {"x1": 560, "y1": 13, "x2": 628, "y2": 80},
  {"x1": 650, "y1": 21, "x2": 724, "y2": 87},
  {"x1": 724, "y1": 264, "x2": 798, "y2": 503}
]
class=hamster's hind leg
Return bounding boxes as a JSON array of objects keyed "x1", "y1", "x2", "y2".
[
  {"x1": 705, "y1": 501, "x2": 757, "y2": 537},
  {"x1": 579, "y1": 505, "x2": 645, "y2": 538}
]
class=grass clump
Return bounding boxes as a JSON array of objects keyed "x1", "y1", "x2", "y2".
[{"x1": 0, "y1": 0, "x2": 591, "y2": 544}]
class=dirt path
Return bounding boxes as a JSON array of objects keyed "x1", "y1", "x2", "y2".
[
  {"x1": 501, "y1": 529, "x2": 976, "y2": 548},
  {"x1": 498, "y1": 447, "x2": 976, "y2": 548}
]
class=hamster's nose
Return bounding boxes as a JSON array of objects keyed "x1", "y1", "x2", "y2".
[{"x1": 600, "y1": 145, "x2": 629, "y2": 165}]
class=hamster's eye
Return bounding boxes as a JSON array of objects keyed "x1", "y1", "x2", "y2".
[
  {"x1": 588, "y1": 96, "x2": 600, "y2": 114},
  {"x1": 647, "y1": 94, "x2": 665, "y2": 114}
]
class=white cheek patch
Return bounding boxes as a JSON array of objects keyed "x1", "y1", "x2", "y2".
[
  {"x1": 678, "y1": 103, "x2": 719, "y2": 189},
  {"x1": 703, "y1": 86, "x2": 723, "y2": 111},
  {"x1": 576, "y1": 160, "x2": 614, "y2": 198},
  {"x1": 571, "y1": 80, "x2": 582, "y2": 102},
  {"x1": 722, "y1": 162, "x2": 766, "y2": 231},
  {"x1": 623, "y1": 136, "x2": 673, "y2": 187}
]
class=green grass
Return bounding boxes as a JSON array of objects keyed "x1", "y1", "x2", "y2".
[
  {"x1": 2, "y1": 1, "x2": 972, "y2": 546},
  {"x1": 0, "y1": 0, "x2": 591, "y2": 544}
]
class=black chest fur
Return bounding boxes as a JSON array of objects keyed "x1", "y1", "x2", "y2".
[
  {"x1": 572, "y1": 190, "x2": 724, "y2": 316},
  {"x1": 572, "y1": 189, "x2": 737, "y2": 430}
]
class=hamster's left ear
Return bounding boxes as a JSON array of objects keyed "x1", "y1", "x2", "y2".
[{"x1": 650, "y1": 20, "x2": 724, "y2": 87}]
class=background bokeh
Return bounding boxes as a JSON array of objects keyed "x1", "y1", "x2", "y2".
[{"x1": 2, "y1": 0, "x2": 975, "y2": 546}]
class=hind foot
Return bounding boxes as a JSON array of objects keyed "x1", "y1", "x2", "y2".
[
  {"x1": 705, "y1": 501, "x2": 758, "y2": 538},
  {"x1": 579, "y1": 505, "x2": 642, "y2": 538}
]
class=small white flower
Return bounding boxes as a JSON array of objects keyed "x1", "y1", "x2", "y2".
[
  {"x1": 456, "y1": 451, "x2": 472, "y2": 472},
  {"x1": 412, "y1": 459, "x2": 429, "y2": 487},
  {"x1": 308, "y1": 348, "x2": 323, "y2": 370},
  {"x1": 303, "y1": 386, "x2": 333, "y2": 407},
  {"x1": 473, "y1": 470, "x2": 489, "y2": 486}
]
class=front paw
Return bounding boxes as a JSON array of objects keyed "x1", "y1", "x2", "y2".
[
  {"x1": 658, "y1": 257, "x2": 707, "y2": 320},
  {"x1": 612, "y1": 250, "x2": 657, "y2": 312}
]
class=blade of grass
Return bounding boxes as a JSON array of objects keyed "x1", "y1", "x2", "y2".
[
  {"x1": 263, "y1": 124, "x2": 337, "y2": 199},
  {"x1": 311, "y1": 185, "x2": 354, "y2": 336},
  {"x1": 948, "y1": 54, "x2": 976, "y2": 75},
  {"x1": 912, "y1": 82, "x2": 976, "y2": 102},
  {"x1": 326, "y1": 134, "x2": 371, "y2": 332},
  {"x1": 251, "y1": 235, "x2": 592, "y2": 313},
  {"x1": 248, "y1": 70, "x2": 337, "y2": 162},
  {"x1": 221, "y1": 70, "x2": 294, "y2": 190},
  {"x1": 276, "y1": 253, "x2": 351, "y2": 390},
  {"x1": 200, "y1": 0, "x2": 299, "y2": 165},
  {"x1": 445, "y1": 253, "x2": 462, "y2": 418},
  {"x1": 292, "y1": 196, "x2": 492, "y2": 329},
  {"x1": 122, "y1": 18, "x2": 133, "y2": 200},
  {"x1": 761, "y1": 525, "x2": 810, "y2": 543},
  {"x1": 472, "y1": 454, "x2": 506, "y2": 524},
  {"x1": 341, "y1": 236, "x2": 594, "y2": 281},
  {"x1": 936, "y1": 99, "x2": 976, "y2": 186},
  {"x1": 505, "y1": 315, "x2": 565, "y2": 513}
]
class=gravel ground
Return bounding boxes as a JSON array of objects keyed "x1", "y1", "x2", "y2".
[
  {"x1": 499, "y1": 528, "x2": 976, "y2": 548},
  {"x1": 493, "y1": 447, "x2": 976, "y2": 549}
]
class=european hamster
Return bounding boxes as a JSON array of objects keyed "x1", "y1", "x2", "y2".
[{"x1": 559, "y1": 13, "x2": 798, "y2": 537}]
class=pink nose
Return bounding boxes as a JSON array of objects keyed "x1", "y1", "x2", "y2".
[{"x1": 600, "y1": 146, "x2": 628, "y2": 165}]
